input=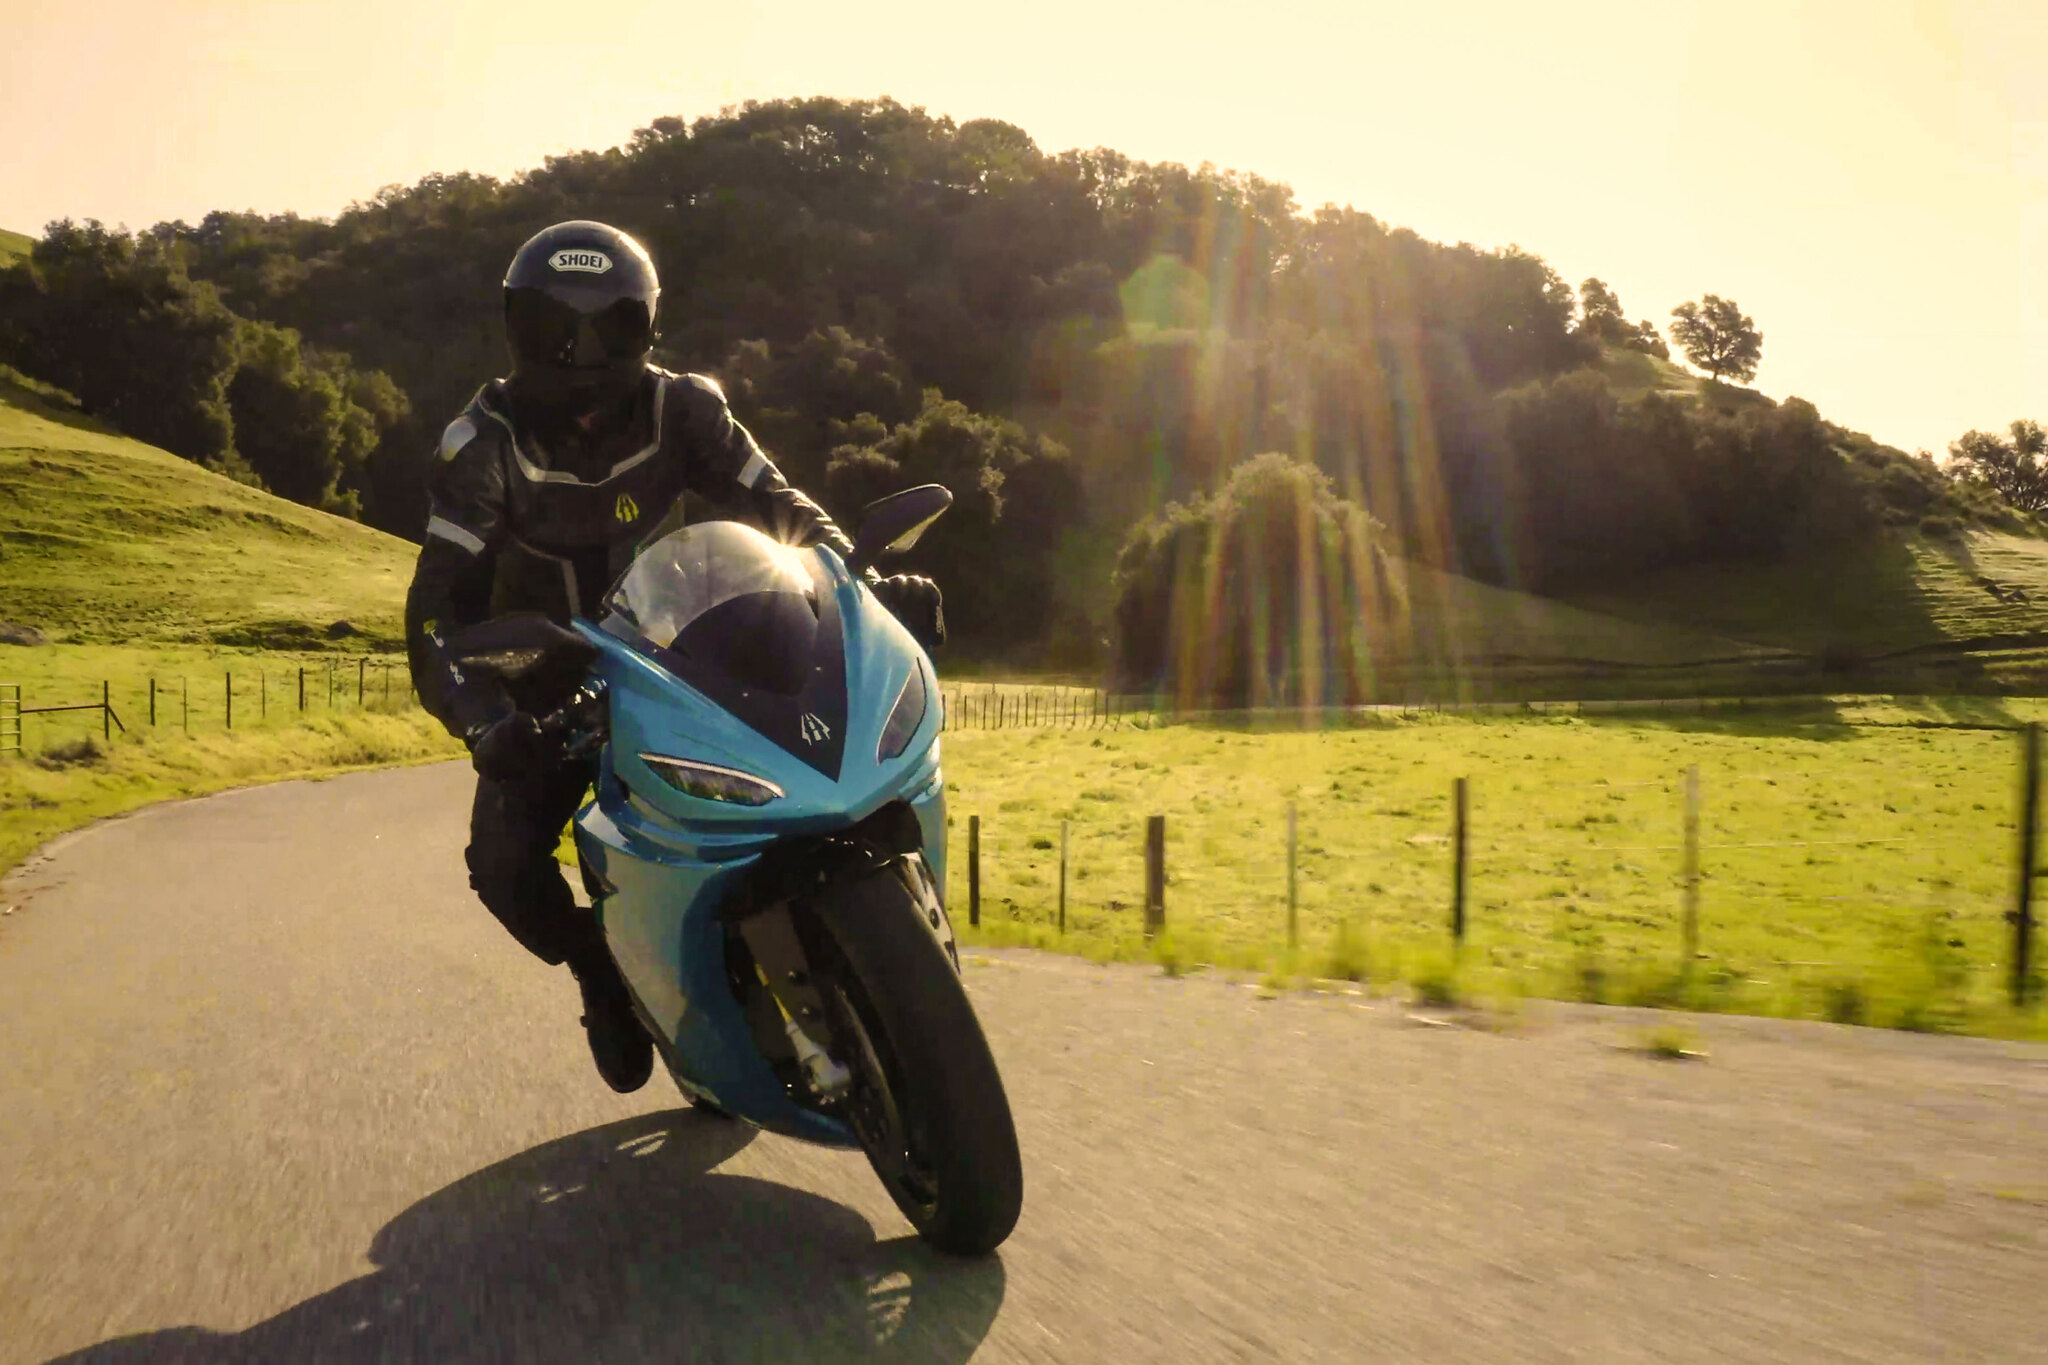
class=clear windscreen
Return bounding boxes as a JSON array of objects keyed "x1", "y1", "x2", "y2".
[{"x1": 603, "y1": 522, "x2": 817, "y2": 651}]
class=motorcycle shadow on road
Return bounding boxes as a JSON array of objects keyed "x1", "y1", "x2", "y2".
[{"x1": 49, "y1": 1108, "x2": 1005, "y2": 1364}]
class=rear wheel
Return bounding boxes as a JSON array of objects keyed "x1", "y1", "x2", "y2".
[{"x1": 806, "y1": 861, "x2": 1022, "y2": 1255}]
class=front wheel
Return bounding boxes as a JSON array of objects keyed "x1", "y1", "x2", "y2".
[{"x1": 805, "y1": 861, "x2": 1022, "y2": 1255}]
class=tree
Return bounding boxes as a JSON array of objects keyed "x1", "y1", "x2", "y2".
[
  {"x1": 1111, "y1": 453, "x2": 1405, "y2": 706},
  {"x1": 1948, "y1": 420, "x2": 2048, "y2": 513},
  {"x1": 1627, "y1": 319, "x2": 1671, "y2": 361},
  {"x1": 0, "y1": 221, "x2": 239, "y2": 464},
  {"x1": 821, "y1": 391, "x2": 1076, "y2": 651},
  {"x1": 1669, "y1": 294, "x2": 1762, "y2": 383},
  {"x1": 227, "y1": 320, "x2": 386, "y2": 513},
  {"x1": 1577, "y1": 278, "x2": 1626, "y2": 340}
]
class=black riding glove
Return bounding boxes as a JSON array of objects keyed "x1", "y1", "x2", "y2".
[
  {"x1": 468, "y1": 710, "x2": 552, "y2": 783},
  {"x1": 871, "y1": 574, "x2": 946, "y2": 649},
  {"x1": 760, "y1": 485, "x2": 855, "y2": 558}
]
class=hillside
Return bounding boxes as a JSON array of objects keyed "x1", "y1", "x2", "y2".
[
  {"x1": 1400, "y1": 562, "x2": 1772, "y2": 669},
  {"x1": 0, "y1": 357, "x2": 2036, "y2": 695},
  {"x1": 0, "y1": 227, "x2": 31, "y2": 267},
  {"x1": 1566, "y1": 533, "x2": 2048, "y2": 658},
  {"x1": 0, "y1": 384, "x2": 417, "y2": 647}
]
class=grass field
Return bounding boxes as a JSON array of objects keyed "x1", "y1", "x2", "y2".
[
  {"x1": 0, "y1": 228, "x2": 31, "y2": 268},
  {"x1": 939, "y1": 703, "x2": 2048, "y2": 1038}
]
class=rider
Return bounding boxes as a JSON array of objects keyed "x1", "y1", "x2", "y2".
[{"x1": 405, "y1": 220, "x2": 942, "y2": 1093}]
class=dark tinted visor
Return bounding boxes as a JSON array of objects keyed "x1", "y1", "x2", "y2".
[{"x1": 507, "y1": 289, "x2": 654, "y2": 367}]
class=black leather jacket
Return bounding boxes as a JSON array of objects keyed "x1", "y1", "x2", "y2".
[{"x1": 404, "y1": 367, "x2": 849, "y2": 738}]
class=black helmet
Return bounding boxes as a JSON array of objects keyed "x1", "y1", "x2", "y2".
[{"x1": 503, "y1": 220, "x2": 659, "y2": 425}]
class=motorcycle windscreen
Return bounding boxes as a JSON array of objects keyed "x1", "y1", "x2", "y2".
[{"x1": 602, "y1": 522, "x2": 847, "y2": 778}]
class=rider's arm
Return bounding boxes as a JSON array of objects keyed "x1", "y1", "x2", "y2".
[
  {"x1": 670, "y1": 373, "x2": 857, "y2": 557},
  {"x1": 405, "y1": 413, "x2": 513, "y2": 741},
  {"x1": 666, "y1": 373, "x2": 944, "y2": 645}
]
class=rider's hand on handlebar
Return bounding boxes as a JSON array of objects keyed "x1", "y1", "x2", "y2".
[
  {"x1": 762, "y1": 486, "x2": 856, "y2": 557},
  {"x1": 468, "y1": 710, "x2": 553, "y2": 783},
  {"x1": 872, "y1": 574, "x2": 946, "y2": 649}
]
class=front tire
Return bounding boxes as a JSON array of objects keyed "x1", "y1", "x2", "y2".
[{"x1": 805, "y1": 862, "x2": 1022, "y2": 1255}]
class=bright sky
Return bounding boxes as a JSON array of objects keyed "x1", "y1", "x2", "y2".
[{"x1": 4, "y1": 0, "x2": 2041, "y2": 457}]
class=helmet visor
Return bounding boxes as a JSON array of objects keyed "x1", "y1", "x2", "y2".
[{"x1": 507, "y1": 289, "x2": 655, "y2": 368}]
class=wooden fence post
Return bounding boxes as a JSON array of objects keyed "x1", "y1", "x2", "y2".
[
  {"x1": 2015, "y1": 724, "x2": 2040, "y2": 1007},
  {"x1": 225, "y1": 672, "x2": 232, "y2": 731},
  {"x1": 298, "y1": 667, "x2": 305, "y2": 712},
  {"x1": 1144, "y1": 815, "x2": 1166, "y2": 938},
  {"x1": 149, "y1": 677, "x2": 156, "y2": 727},
  {"x1": 1058, "y1": 819, "x2": 1069, "y2": 935},
  {"x1": 1286, "y1": 802, "x2": 1299, "y2": 953},
  {"x1": 1451, "y1": 777, "x2": 1468, "y2": 943},
  {"x1": 102, "y1": 680, "x2": 111, "y2": 742},
  {"x1": 967, "y1": 815, "x2": 982, "y2": 927},
  {"x1": 1683, "y1": 765, "x2": 1701, "y2": 970},
  {"x1": 358, "y1": 657, "x2": 366, "y2": 706}
]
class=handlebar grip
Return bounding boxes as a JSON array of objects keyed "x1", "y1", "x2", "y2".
[{"x1": 536, "y1": 681, "x2": 608, "y2": 750}]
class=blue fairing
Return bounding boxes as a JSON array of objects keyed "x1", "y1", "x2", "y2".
[{"x1": 570, "y1": 544, "x2": 945, "y2": 1145}]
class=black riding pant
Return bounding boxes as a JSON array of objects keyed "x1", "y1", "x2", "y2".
[{"x1": 464, "y1": 757, "x2": 607, "y2": 970}]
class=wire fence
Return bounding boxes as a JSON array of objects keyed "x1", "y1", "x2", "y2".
[
  {"x1": 947, "y1": 726, "x2": 2046, "y2": 1012},
  {"x1": 935, "y1": 683, "x2": 2043, "y2": 734},
  {"x1": 0, "y1": 657, "x2": 417, "y2": 755}
]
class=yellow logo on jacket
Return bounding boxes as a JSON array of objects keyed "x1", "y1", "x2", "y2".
[{"x1": 615, "y1": 493, "x2": 639, "y2": 523}]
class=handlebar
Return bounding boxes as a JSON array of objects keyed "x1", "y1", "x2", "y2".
[{"x1": 536, "y1": 680, "x2": 609, "y2": 759}]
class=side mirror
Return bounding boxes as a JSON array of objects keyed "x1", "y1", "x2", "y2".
[{"x1": 845, "y1": 484, "x2": 953, "y2": 576}]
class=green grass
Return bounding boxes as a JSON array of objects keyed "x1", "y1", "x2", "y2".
[
  {"x1": 0, "y1": 227, "x2": 32, "y2": 268},
  {"x1": 0, "y1": 391, "x2": 418, "y2": 647},
  {"x1": 1397, "y1": 560, "x2": 1772, "y2": 667},
  {"x1": 942, "y1": 706, "x2": 2048, "y2": 1038},
  {"x1": 1636, "y1": 1024, "x2": 1704, "y2": 1059},
  {"x1": 0, "y1": 708, "x2": 460, "y2": 878},
  {"x1": 0, "y1": 386, "x2": 444, "y2": 876},
  {"x1": 1595, "y1": 346, "x2": 1701, "y2": 401},
  {"x1": 1567, "y1": 533, "x2": 2048, "y2": 657}
]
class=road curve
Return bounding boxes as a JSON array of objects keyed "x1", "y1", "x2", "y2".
[{"x1": 3, "y1": 763, "x2": 2047, "y2": 1363}]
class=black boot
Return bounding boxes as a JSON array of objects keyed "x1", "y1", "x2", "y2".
[{"x1": 569, "y1": 953, "x2": 655, "y2": 1094}]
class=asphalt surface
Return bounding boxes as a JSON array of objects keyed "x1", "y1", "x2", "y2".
[{"x1": 3, "y1": 762, "x2": 2047, "y2": 1364}]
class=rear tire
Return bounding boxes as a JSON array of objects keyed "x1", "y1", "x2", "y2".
[{"x1": 806, "y1": 862, "x2": 1022, "y2": 1255}]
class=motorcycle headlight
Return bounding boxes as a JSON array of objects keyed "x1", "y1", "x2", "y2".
[
  {"x1": 878, "y1": 662, "x2": 928, "y2": 762},
  {"x1": 638, "y1": 754, "x2": 785, "y2": 806}
]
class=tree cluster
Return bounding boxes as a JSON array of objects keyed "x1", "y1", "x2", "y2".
[
  {"x1": 5, "y1": 96, "x2": 2024, "y2": 667},
  {"x1": 0, "y1": 221, "x2": 406, "y2": 512},
  {"x1": 1574, "y1": 279, "x2": 1669, "y2": 360}
]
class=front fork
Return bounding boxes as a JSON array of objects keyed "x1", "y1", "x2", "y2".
[
  {"x1": 731, "y1": 851, "x2": 957, "y2": 1104},
  {"x1": 733, "y1": 904, "x2": 847, "y2": 1100}
]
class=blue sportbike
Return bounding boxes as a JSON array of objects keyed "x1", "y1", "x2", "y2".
[{"x1": 446, "y1": 486, "x2": 1022, "y2": 1256}]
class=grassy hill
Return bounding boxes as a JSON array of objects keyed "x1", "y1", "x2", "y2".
[
  {"x1": 0, "y1": 384, "x2": 453, "y2": 879},
  {"x1": 0, "y1": 227, "x2": 31, "y2": 267},
  {"x1": 1397, "y1": 562, "x2": 1771, "y2": 668},
  {"x1": 1566, "y1": 534, "x2": 2048, "y2": 659},
  {"x1": 0, "y1": 379, "x2": 417, "y2": 648}
]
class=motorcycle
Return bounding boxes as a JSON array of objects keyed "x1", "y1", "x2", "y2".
[{"x1": 446, "y1": 485, "x2": 1022, "y2": 1256}]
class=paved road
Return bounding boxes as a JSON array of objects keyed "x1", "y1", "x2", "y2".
[{"x1": 4, "y1": 764, "x2": 2047, "y2": 1363}]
